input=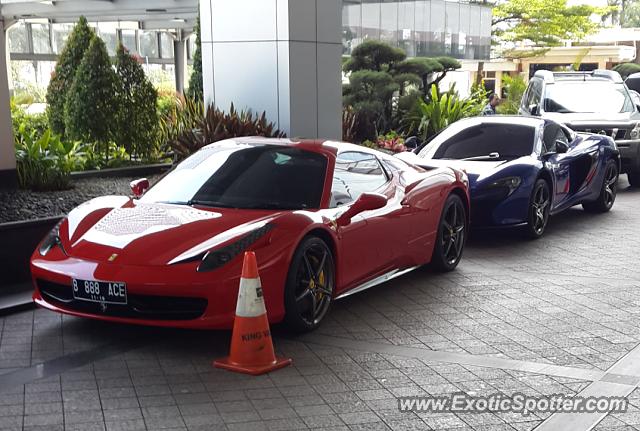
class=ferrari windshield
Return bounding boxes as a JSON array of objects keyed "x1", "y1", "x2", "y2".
[
  {"x1": 421, "y1": 122, "x2": 536, "y2": 160},
  {"x1": 544, "y1": 82, "x2": 634, "y2": 114},
  {"x1": 141, "y1": 143, "x2": 327, "y2": 210}
]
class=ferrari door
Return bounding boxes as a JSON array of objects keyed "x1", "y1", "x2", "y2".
[{"x1": 329, "y1": 151, "x2": 406, "y2": 291}]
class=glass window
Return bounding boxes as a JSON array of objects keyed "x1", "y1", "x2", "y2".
[
  {"x1": 187, "y1": 34, "x2": 196, "y2": 60},
  {"x1": 544, "y1": 82, "x2": 634, "y2": 114},
  {"x1": 362, "y1": 0, "x2": 380, "y2": 41},
  {"x1": 52, "y1": 23, "x2": 73, "y2": 54},
  {"x1": 398, "y1": 0, "x2": 415, "y2": 57},
  {"x1": 330, "y1": 152, "x2": 387, "y2": 207},
  {"x1": 97, "y1": 23, "x2": 118, "y2": 56},
  {"x1": 141, "y1": 144, "x2": 328, "y2": 210},
  {"x1": 445, "y1": 1, "x2": 460, "y2": 57},
  {"x1": 380, "y1": 0, "x2": 398, "y2": 46},
  {"x1": 31, "y1": 23, "x2": 51, "y2": 54},
  {"x1": 139, "y1": 31, "x2": 158, "y2": 58},
  {"x1": 121, "y1": 30, "x2": 137, "y2": 54},
  {"x1": 468, "y1": 4, "x2": 481, "y2": 59},
  {"x1": 480, "y1": 7, "x2": 492, "y2": 59},
  {"x1": 430, "y1": 124, "x2": 536, "y2": 160},
  {"x1": 8, "y1": 22, "x2": 29, "y2": 53},
  {"x1": 459, "y1": 2, "x2": 470, "y2": 59},
  {"x1": 160, "y1": 33, "x2": 174, "y2": 59},
  {"x1": 415, "y1": 0, "x2": 430, "y2": 56},
  {"x1": 342, "y1": 0, "x2": 362, "y2": 55},
  {"x1": 430, "y1": 0, "x2": 446, "y2": 55}
]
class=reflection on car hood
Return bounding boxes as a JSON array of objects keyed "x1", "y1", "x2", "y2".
[
  {"x1": 395, "y1": 153, "x2": 509, "y2": 184},
  {"x1": 67, "y1": 201, "x2": 279, "y2": 266}
]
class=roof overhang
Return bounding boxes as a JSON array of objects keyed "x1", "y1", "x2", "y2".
[{"x1": 0, "y1": 0, "x2": 198, "y2": 30}]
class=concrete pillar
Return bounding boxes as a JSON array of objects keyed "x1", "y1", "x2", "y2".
[
  {"x1": 0, "y1": 20, "x2": 16, "y2": 189},
  {"x1": 173, "y1": 34, "x2": 188, "y2": 95},
  {"x1": 199, "y1": 0, "x2": 342, "y2": 139}
]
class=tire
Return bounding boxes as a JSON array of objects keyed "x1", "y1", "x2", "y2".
[
  {"x1": 430, "y1": 194, "x2": 467, "y2": 272},
  {"x1": 524, "y1": 179, "x2": 551, "y2": 239},
  {"x1": 627, "y1": 171, "x2": 640, "y2": 187},
  {"x1": 284, "y1": 236, "x2": 335, "y2": 333},
  {"x1": 583, "y1": 159, "x2": 618, "y2": 213}
]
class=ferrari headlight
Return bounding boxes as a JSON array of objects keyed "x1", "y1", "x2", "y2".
[
  {"x1": 39, "y1": 218, "x2": 65, "y2": 256},
  {"x1": 489, "y1": 176, "x2": 522, "y2": 196},
  {"x1": 630, "y1": 122, "x2": 640, "y2": 140},
  {"x1": 197, "y1": 223, "x2": 274, "y2": 272}
]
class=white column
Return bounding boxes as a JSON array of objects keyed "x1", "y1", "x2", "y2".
[
  {"x1": 173, "y1": 33, "x2": 187, "y2": 95},
  {"x1": 0, "y1": 20, "x2": 16, "y2": 189},
  {"x1": 199, "y1": 0, "x2": 342, "y2": 139}
]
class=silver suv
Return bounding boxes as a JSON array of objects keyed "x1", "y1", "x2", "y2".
[{"x1": 520, "y1": 69, "x2": 640, "y2": 186}]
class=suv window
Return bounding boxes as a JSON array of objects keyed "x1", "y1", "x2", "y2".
[
  {"x1": 544, "y1": 81, "x2": 634, "y2": 114},
  {"x1": 526, "y1": 79, "x2": 542, "y2": 112},
  {"x1": 330, "y1": 152, "x2": 387, "y2": 207}
]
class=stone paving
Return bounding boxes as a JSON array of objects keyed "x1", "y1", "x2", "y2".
[{"x1": 1, "y1": 178, "x2": 640, "y2": 430}]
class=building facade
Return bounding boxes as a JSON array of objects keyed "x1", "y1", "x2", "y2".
[{"x1": 342, "y1": 0, "x2": 492, "y2": 60}]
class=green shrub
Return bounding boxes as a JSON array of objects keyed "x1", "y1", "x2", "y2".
[
  {"x1": 46, "y1": 16, "x2": 95, "y2": 136},
  {"x1": 65, "y1": 37, "x2": 120, "y2": 163},
  {"x1": 498, "y1": 74, "x2": 527, "y2": 115},
  {"x1": 404, "y1": 85, "x2": 476, "y2": 141},
  {"x1": 11, "y1": 101, "x2": 49, "y2": 139},
  {"x1": 164, "y1": 101, "x2": 285, "y2": 160},
  {"x1": 114, "y1": 43, "x2": 159, "y2": 161},
  {"x1": 14, "y1": 127, "x2": 85, "y2": 191},
  {"x1": 613, "y1": 63, "x2": 640, "y2": 79},
  {"x1": 157, "y1": 94, "x2": 179, "y2": 119}
]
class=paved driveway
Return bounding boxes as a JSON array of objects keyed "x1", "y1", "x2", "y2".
[{"x1": 1, "y1": 179, "x2": 639, "y2": 431}]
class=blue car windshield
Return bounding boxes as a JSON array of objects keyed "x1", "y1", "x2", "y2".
[
  {"x1": 140, "y1": 143, "x2": 327, "y2": 210},
  {"x1": 423, "y1": 123, "x2": 536, "y2": 160}
]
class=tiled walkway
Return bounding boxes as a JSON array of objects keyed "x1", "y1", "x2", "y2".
[{"x1": 2, "y1": 179, "x2": 640, "y2": 430}]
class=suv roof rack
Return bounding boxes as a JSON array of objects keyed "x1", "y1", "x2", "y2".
[{"x1": 532, "y1": 69, "x2": 623, "y2": 83}]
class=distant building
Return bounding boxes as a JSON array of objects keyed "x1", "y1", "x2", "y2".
[{"x1": 341, "y1": 0, "x2": 492, "y2": 60}]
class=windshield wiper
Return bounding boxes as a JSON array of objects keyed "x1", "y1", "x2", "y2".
[
  {"x1": 461, "y1": 152, "x2": 500, "y2": 161},
  {"x1": 187, "y1": 199, "x2": 237, "y2": 208}
]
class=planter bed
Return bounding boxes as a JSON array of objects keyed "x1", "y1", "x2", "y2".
[
  {"x1": 1, "y1": 172, "x2": 164, "y2": 224},
  {"x1": 0, "y1": 171, "x2": 164, "y2": 288}
]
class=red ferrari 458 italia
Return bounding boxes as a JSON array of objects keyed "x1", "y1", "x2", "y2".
[{"x1": 31, "y1": 138, "x2": 469, "y2": 332}]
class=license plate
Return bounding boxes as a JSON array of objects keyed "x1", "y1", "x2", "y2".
[{"x1": 72, "y1": 278, "x2": 127, "y2": 304}]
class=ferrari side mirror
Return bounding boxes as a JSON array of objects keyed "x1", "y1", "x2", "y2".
[
  {"x1": 130, "y1": 178, "x2": 149, "y2": 198},
  {"x1": 336, "y1": 193, "x2": 387, "y2": 226}
]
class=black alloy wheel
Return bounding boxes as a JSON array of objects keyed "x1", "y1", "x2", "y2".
[
  {"x1": 284, "y1": 237, "x2": 335, "y2": 332},
  {"x1": 583, "y1": 159, "x2": 618, "y2": 213},
  {"x1": 431, "y1": 194, "x2": 467, "y2": 272},
  {"x1": 525, "y1": 179, "x2": 551, "y2": 239}
]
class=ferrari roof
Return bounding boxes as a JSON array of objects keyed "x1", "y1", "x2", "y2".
[{"x1": 454, "y1": 115, "x2": 546, "y2": 128}]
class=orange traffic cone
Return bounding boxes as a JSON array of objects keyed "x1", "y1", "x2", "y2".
[{"x1": 214, "y1": 251, "x2": 292, "y2": 375}]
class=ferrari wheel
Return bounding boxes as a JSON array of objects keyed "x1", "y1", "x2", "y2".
[
  {"x1": 627, "y1": 172, "x2": 640, "y2": 187},
  {"x1": 525, "y1": 179, "x2": 551, "y2": 239},
  {"x1": 583, "y1": 159, "x2": 618, "y2": 213},
  {"x1": 284, "y1": 237, "x2": 335, "y2": 333},
  {"x1": 431, "y1": 194, "x2": 467, "y2": 272}
]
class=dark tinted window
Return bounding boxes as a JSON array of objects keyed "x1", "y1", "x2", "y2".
[
  {"x1": 432, "y1": 123, "x2": 536, "y2": 160},
  {"x1": 330, "y1": 152, "x2": 387, "y2": 207},
  {"x1": 142, "y1": 144, "x2": 327, "y2": 209},
  {"x1": 543, "y1": 123, "x2": 569, "y2": 153}
]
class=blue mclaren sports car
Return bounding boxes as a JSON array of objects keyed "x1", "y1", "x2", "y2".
[{"x1": 397, "y1": 116, "x2": 620, "y2": 238}]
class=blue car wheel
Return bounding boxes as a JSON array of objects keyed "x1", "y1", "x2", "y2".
[{"x1": 525, "y1": 179, "x2": 551, "y2": 239}]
